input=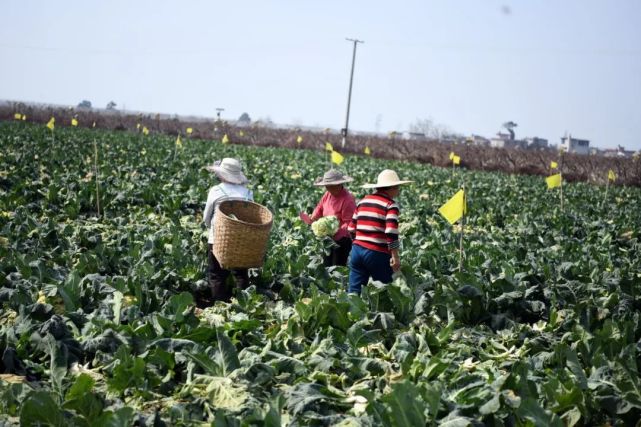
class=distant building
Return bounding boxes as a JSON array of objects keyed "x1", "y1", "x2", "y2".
[
  {"x1": 403, "y1": 131, "x2": 427, "y2": 140},
  {"x1": 560, "y1": 136, "x2": 590, "y2": 155},
  {"x1": 602, "y1": 145, "x2": 635, "y2": 158},
  {"x1": 490, "y1": 132, "x2": 526, "y2": 149},
  {"x1": 467, "y1": 134, "x2": 490, "y2": 146},
  {"x1": 525, "y1": 137, "x2": 548, "y2": 149}
]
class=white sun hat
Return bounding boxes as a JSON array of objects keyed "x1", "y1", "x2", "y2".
[
  {"x1": 362, "y1": 169, "x2": 413, "y2": 189},
  {"x1": 205, "y1": 158, "x2": 248, "y2": 185}
]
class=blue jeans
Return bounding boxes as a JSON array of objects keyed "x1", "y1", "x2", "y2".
[{"x1": 348, "y1": 244, "x2": 393, "y2": 294}]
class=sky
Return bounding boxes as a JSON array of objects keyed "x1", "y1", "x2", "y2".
[{"x1": 1, "y1": 0, "x2": 640, "y2": 150}]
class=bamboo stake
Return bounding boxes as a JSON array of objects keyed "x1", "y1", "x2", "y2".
[
  {"x1": 93, "y1": 139, "x2": 101, "y2": 217},
  {"x1": 560, "y1": 174, "x2": 564, "y2": 212},
  {"x1": 173, "y1": 133, "x2": 180, "y2": 162},
  {"x1": 459, "y1": 184, "x2": 466, "y2": 273},
  {"x1": 601, "y1": 177, "x2": 610, "y2": 210}
]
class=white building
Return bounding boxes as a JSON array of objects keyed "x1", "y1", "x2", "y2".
[
  {"x1": 525, "y1": 137, "x2": 548, "y2": 149},
  {"x1": 560, "y1": 135, "x2": 590, "y2": 155}
]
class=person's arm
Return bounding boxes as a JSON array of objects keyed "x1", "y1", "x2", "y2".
[
  {"x1": 203, "y1": 187, "x2": 220, "y2": 227},
  {"x1": 338, "y1": 195, "x2": 357, "y2": 233},
  {"x1": 385, "y1": 202, "x2": 401, "y2": 271},
  {"x1": 310, "y1": 193, "x2": 327, "y2": 222},
  {"x1": 389, "y1": 248, "x2": 401, "y2": 272},
  {"x1": 347, "y1": 204, "x2": 359, "y2": 239}
]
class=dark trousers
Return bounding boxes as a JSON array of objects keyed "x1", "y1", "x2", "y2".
[
  {"x1": 208, "y1": 244, "x2": 249, "y2": 302},
  {"x1": 324, "y1": 237, "x2": 353, "y2": 267},
  {"x1": 348, "y1": 244, "x2": 393, "y2": 294}
]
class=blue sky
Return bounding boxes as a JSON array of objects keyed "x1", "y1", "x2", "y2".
[{"x1": 1, "y1": 1, "x2": 640, "y2": 150}]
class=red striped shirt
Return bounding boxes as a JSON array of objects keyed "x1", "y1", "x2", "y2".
[{"x1": 348, "y1": 191, "x2": 400, "y2": 254}]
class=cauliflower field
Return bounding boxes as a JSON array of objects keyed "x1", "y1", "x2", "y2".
[{"x1": 1, "y1": 122, "x2": 641, "y2": 426}]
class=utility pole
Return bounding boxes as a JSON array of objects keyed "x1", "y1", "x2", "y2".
[
  {"x1": 341, "y1": 38, "x2": 364, "y2": 149},
  {"x1": 215, "y1": 108, "x2": 224, "y2": 132}
]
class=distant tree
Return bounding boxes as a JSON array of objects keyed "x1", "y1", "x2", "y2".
[
  {"x1": 375, "y1": 114, "x2": 383, "y2": 133},
  {"x1": 502, "y1": 121, "x2": 517, "y2": 140},
  {"x1": 77, "y1": 100, "x2": 92, "y2": 109},
  {"x1": 409, "y1": 118, "x2": 435, "y2": 136},
  {"x1": 106, "y1": 101, "x2": 117, "y2": 110},
  {"x1": 238, "y1": 112, "x2": 251, "y2": 124},
  {"x1": 409, "y1": 117, "x2": 458, "y2": 140}
]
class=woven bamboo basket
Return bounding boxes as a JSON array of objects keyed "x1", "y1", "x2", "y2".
[{"x1": 213, "y1": 200, "x2": 273, "y2": 269}]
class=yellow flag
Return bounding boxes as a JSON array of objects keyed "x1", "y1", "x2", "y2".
[
  {"x1": 142, "y1": 126, "x2": 149, "y2": 136},
  {"x1": 331, "y1": 150, "x2": 345, "y2": 165},
  {"x1": 46, "y1": 117, "x2": 55, "y2": 131},
  {"x1": 71, "y1": 118, "x2": 78, "y2": 127},
  {"x1": 14, "y1": 113, "x2": 21, "y2": 120},
  {"x1": 239, "y1": 130, "x2": 244, "y2": 137},
  {"x1": 550, "y1": 161, "x2": 558, "y2": 169},
  {"x1": 176, "y1": 134, "x2": 182, "y2": 148},
  {"x1": 546, "y1": 173, "x2": 562, "y2": 189},
  {"x1": 222, "y1": 134, "x2": 229, "y2": 144},
  {"x1": 364, "y1": 146, "x2": 371, "y2": 155},
  {"x1": 92, "y1": 121, "x2": 96, "y2": 128},
  {"x1": 608, "y1": 170, "x2": 616, "y2": 181},
  {"x1": 452, "y1": 155, "x2": 461, "y2": 165},
  {"x1": 22, "y1": 114, "x2": 26, "y2": 121},
  {"x1": 438, "y1": 189, "x2": 466, "y2": 225},
  {"x1": 297, "y1": 135, "x2": 303, "y2": 144},
  {"x1": 186, "y1": 127, "x2": 193, "y2": 135},
  {"x1": 325, "y1": 142, "x2": 333, "y2": 152},
  {"x1": 449, "y1": 152, "x2": 455, "y2": 160},
  {"x1": 136, "y1": 123, "x2": 141, "y2": 130}
]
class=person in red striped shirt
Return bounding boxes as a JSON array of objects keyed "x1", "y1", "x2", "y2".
[{"x1": 347, "y1": 170, "x2": 413, "y2": 294}]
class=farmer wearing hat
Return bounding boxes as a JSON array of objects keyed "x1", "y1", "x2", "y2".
[
  {"x1": 202, "y1": 158, "x2": 253, "y2": 303},
  {"x1": 347, "y1": 169, "x2": 413, "y2": 294},
  {"x1": 300, "y1": 169, "x2": 356, "y2": 266}
]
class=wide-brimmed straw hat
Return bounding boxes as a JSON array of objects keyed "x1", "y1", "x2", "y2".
[
  {"x1": 362, "y1": 169, "x2": 413, "y2": 189},
  {"x1": 313, "y1": 169, "x2": 353, "y2": 186},
  {"x1": 205, "y1": 158, "x2": 248, "y2": 185}
]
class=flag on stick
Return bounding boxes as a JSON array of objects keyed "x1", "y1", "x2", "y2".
[
  {"x1": 186, "y1": 127, "x2": 193, "y2": 135},
  {"x1": 550, "y1": 161, "x2": 558, "y2": 169},
  {"x1": 142, "y1": 126, "x2": 149, "y2": 136},
  {"x1": 364, "y1": 146, "x2": 371, "y2": 155},
  {"x1": 449, "y1": 152, "x2": 455, "y2": 160},
  {"x1": 136, "y1": 123, "x2": 141, "y2": 130},
  {"x1": 331, "y1": 150, "x2": 345, "y2": 165},
  {"x1": 608, "y1": 170, "x2": 616, "y2": 181},
  {"x1": 71, "y1": 118, "x2": 78, "y2": 127},
  {"x1": 297, "y1": 135, "x2": 303, "y2": 144},
  {"x1": 176, "y1": 134, "x2": 183, "y2": 149},
  {"x1": 22, "y1": 114, "x2": 26, "y2": 121},
  {"x1": 438, "y1": 189, "x2": 466, "y2": 225},
  {"x1": 46, "y1": 117, "x2": 55, "y2": 131},
  {"x1": 222, "y1": 134, "x2": 229, "y2": 144},
  {"x1": 452, "y1": 155, "x2": 461, "y2": 165},
  {"x1": 325, "y1": 142, "x2": 333, "y2": 152},
  {"x1": 14, "y1": 113, "x2": 21, "y2": 120},
  {"x1": 546, "y1": 173, "x2": 562, "y2": 189}
]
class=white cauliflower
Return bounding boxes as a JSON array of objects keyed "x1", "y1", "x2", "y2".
[{"x1": 311, "y1": 215, "x2": 339, "y2": 237}]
